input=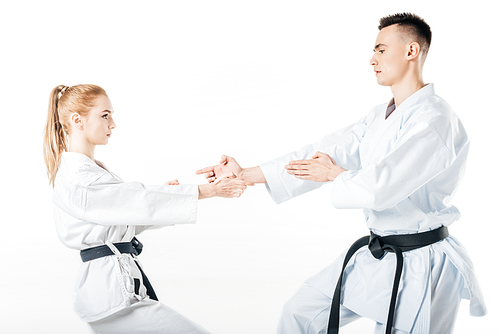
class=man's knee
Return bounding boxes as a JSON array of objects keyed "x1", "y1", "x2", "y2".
[
  {"x1": 281, "y1": 295, "x2": 331, "y2": 334},
  {"x1": 281, "y1": 295, "x2": 303, "y2": 321}
]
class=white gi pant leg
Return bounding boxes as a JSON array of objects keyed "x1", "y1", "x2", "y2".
[
  {"x1": 278, "y1": 247, "x2": 463, "y2": 334},
  {"x1": 277, "y1": 284, "x2": 361, "y2": 334},
  {"x1": 373, "y1": 251, "x2": 463, "y2": 334},
  {"x1": 403, "y1": 248, "x2": 463, "y2": 334},
  {"x1": 87, "y1": 299, "x2": 210, "y2": 334}
]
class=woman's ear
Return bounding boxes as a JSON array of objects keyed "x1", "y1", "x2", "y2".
[{"x1": 71, "y1": 113, "x2": 84, "y2": 130}]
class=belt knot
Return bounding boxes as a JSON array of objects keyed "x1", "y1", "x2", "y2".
[
  {"x1": 131, "y1": 237, "x2": 143, "y2": 255},
  {"x1": 368, "y1": 232, "x2": 385, "y2": 259}
]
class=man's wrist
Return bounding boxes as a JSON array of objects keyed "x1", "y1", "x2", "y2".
[
  {"x1": 198, "y1": 184, "x2": 215, "y2": 199},
  {"x1": 239, "y1": 168, "x2": 248, "y2": 180},
  {"x1": 240, "y1": 166, "x2": 266, "y2": 183},
  {"x1": 329, "y1": 168, "x2": 347, "y2": 182}
]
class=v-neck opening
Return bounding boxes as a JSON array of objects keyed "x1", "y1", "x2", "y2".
[
  {"x1": 95, "y1": 160, "x2": 109, "y2": 173},
  {"x1": 385, "y1": 99, "x2": 396, "y2": 120}
]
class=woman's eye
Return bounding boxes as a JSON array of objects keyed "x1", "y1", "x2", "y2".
[{"x1": 379, "y1": 50, "x2": 385, "y2": 54}]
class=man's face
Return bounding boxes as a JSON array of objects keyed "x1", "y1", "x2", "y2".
[{"x1": 370, "y1": 24, "x2": 409, "y2": 87}]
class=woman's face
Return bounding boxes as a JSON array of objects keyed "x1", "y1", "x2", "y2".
[{"x1": 82, "y1": 95, "x2": 116, "y2": 146}]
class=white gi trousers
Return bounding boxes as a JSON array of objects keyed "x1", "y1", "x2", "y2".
[
  {"x1": 278, "y1": 246, "x2": 464, "y2": 334},
  {"x1": 87, "y1": 299, "x2": 210, "y2": 334}
]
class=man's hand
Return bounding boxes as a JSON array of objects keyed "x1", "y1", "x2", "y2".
[
  {"x1": 164, "y1": 179, "x2": 180, "y2": 185},
  {"x1": 196, "y1": 155, "x2": 243, "y2": 183},
  {"x1": 285, "y1": 151, "x2": 346, "y2": 182}
]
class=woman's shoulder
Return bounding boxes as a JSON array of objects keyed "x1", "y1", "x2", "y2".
[{"x1": 57, "y1": 152, "x2": 108, "y2": 187}]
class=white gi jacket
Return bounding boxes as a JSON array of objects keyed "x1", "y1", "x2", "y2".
[
  {"x1": 260, "y1": 84, "x2": 487, "y2": 331},
  {"x1": 53, "y1": 152, "x2": 199, "y2": 322}
]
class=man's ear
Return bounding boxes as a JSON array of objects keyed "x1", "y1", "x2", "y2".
[{"x1": 407, "y1": 42, "x2": 420, "y2": 60}]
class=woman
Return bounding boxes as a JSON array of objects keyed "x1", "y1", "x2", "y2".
[{"x1": 43, "y1": 84, "x2": 251, "y2": 333}]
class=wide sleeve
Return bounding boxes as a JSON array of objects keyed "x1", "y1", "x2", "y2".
[
  {"x1": 54, "y1": 171, "x2": 198, "y2": 226},
  {"x1": 260, "y1": 116, "x2": 368, "y2": 204},
  {"x1": 331, "y1": 121, "x2": 468, "y2": 211}
]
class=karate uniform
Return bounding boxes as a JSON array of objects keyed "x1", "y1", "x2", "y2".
[
  {"x1": 260, "y1": 84, "x2": 487, "y2": 333},
  {"x1": 53, "y1": 152, "x2": 210, "y2": 333}
]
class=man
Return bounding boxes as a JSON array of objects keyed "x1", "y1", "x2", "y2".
[{"x1": 197, "y1": 13, "x2": 486, "y2": 334}]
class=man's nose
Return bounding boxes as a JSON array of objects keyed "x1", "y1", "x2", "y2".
[{"x1": 370, "y1": 54, "x2": 377, "y2": 66}]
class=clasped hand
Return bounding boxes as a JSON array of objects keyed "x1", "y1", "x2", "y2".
[
  {"x1": 285, "y1": 151, "x2": 346, "y2": 182},
  {"x1": 196, "y1": 152, "x2": 346, "y2": 186},
  {"x1": 196, "y1": 155, "x2": 254, "y2": 198}
]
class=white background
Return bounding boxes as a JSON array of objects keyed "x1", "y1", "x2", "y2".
[{"x1": 1, "y1": 1, "x2": 498, "y2": 333}]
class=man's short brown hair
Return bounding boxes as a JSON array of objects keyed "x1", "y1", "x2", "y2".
[{"x1": 379, "y1": 13, "x2": 432, "y2": 58}]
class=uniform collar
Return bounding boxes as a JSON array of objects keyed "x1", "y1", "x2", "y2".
[
  {"x1": 382, "y1": 84, "x2": 435, "y2": 123},
  {"x1": 396, "y1": 83, "x2": 434, "y2": 110},
  {"x1": 62, "y1": 151, "x2": 95, "y2": 164},
  {"x1": 61, "y1": 152, "x2": 106, "y2": 168},
  {"x1": 62, "y1": 152, "x2": 115, "y2": 177}
]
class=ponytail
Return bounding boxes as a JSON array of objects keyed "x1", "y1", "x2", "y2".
[
  {"x1": 44, "y1": 85, "x2": 70, "y2": 187},
  {"x1": 43, "y1": 84, "x2": 108, "y2": 187}
]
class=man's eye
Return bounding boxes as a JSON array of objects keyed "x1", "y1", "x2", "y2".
[{"x1": 103, "y1": 114, "x2": 108, "y2": 119}]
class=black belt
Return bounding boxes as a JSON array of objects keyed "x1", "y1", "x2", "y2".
[
  {"x1": 327, "y1": 226, "x2": 449, "y2": 334},
  {"x1": 80, "y1": 237, "x2": 158, "y2": 301}
]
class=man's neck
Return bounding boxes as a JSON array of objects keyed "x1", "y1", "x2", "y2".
[{"x1": 390, "y1": 72, "x2": 425, "y2": 108}]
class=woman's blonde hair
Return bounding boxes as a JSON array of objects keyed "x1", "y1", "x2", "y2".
[{"x1": 43, "y1": 84, "x2": 108, "y2": 187}]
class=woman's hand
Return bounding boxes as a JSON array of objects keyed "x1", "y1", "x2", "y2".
[
  {"x1": 285, "y1": 151, "x2": 347, "y2": 182},
  {"x1": 198, "y1": 173, "x2": 254, "y2": 199},
  {"x1": 213, "y1": 173, "x2": 254, "y2": 198},
  {"x1": 164, "y1": 179, "x2": 180, "y2": 185}
]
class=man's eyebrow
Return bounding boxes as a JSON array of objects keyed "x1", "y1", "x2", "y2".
[{"x1": 373, "y1": 43, "x2": 388, "y2": 52}]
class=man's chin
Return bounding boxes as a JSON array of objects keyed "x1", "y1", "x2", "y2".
[{"x1": 376, "y1": 78, "x2": 390, "y2": 86}]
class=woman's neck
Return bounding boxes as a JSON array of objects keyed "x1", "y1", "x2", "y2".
[{"x1": 69, "y1": 136, "x2": 95, "y2": 161}]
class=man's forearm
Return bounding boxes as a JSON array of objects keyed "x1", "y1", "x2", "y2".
[{"x1": 241, "y1": 166, "x2": 267, "y2": 184}]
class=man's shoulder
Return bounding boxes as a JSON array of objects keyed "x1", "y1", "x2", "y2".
[
  {"x1": 406, "y1": 93, "x2": 457, "y2": 126},
  {"x1": 402, "y1": 93, "x2": 468, "y2": 150}
]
